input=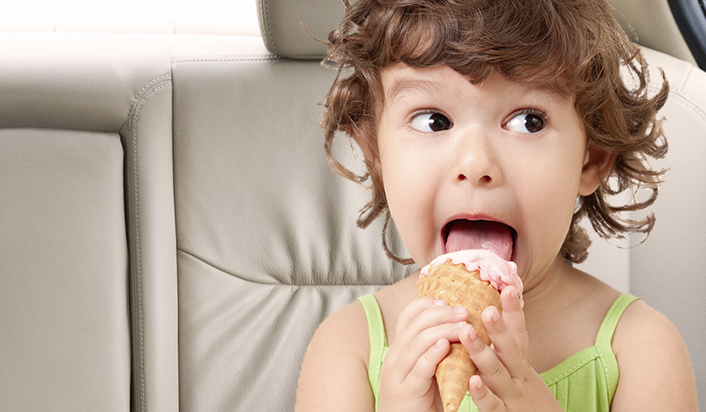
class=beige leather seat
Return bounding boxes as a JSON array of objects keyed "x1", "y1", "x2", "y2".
[
  {"x1": 0, "y1": 34, "x2": 178, "y2": 411},
  {"x1": 168, "y1": 33, "x2": 413, "y2": 411},
  {"x1": 0, "y1": 1, "x2": 703, "y2": 411}
]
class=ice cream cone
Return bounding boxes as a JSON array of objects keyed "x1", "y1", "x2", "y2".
[{"x1": 417, "y1": 259, "x2": 502, "y2": 412}]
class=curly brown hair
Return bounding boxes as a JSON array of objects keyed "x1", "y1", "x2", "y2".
[{"x1": 321, "y1": 0, "x2": 669, "y2": 264}]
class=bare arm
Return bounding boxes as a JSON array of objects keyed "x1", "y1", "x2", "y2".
[
  {"x1": 611, "y1": 300, "x2": 698, "y2": 411},
  {"x1": 295, "y1": 300, "x2": 375, "y2": 412}
]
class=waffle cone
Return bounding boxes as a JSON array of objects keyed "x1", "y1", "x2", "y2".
[{"x1": 416, "y1": 260, "x2": 502, "y2": 412}]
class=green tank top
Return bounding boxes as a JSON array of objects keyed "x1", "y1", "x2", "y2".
[{"x1": 358, "y1": 293, "x2": 638, "y2": 412}]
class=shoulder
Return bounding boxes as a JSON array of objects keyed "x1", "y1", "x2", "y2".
[
  {"x1": 612, "y1": 298, "x2": 689, "y2": 365},
  {"x1": 610, "y1": 298, "x2": 698, "y2": 411},
  {"x1": 295, "y1": 297, "x2": 373, "y2": 411},
  {"x1": 320, "y1": 297, "x2": 373, "y2": 364}
]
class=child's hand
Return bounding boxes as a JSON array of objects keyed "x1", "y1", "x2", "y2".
[
  {"x1": 378, "y1": 297, "x2": 470, "y2": 412},
  {"x1": 460, "y1": 286, "x2": 562, "y2": 412}
]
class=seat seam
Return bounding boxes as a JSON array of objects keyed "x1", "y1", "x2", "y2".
[
  {"x1": 647, "y1": 85, "x2": 706, "y2": 122},
  {"x1": 131, "y1": 74, "x2": 172, "y2": 108},
  {"x1": 671, "y1": 92, "x2": 706, "y2": 120},
  {"x1": 177, "y1": 249, "x2": 398, "y2": 287},
  {"x1": 677, "y1": 64, "x2": 693, "y2": 93},
  {"x1": 127, "y1": 76, "x2": 172, "y2": 412},
  {"x1": 669, "y1": 93, "x2": 706, "y2": 122},
  {"x1": 262, "y1": 0, "x2": 276, "y2": 55}
]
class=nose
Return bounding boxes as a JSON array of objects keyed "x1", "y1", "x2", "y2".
[{"x1": 451, "y1": 132, "x2": 503, "y2": 187}]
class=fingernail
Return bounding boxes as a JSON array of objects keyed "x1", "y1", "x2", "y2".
[
  {"x1": 434, "y1": 299, "x2": 447, "y2": 306},
  {"x1": 435, "y1": 339, "x2": 445, "y2": 349},
  {"x1": 490, "y1": 307, "x2": 501, "y2": 323},
  {"x1": 472, "y1": 375, "x2": 483, "y2": 390},
  {"x1": 467, "y1": 327, "x2": 479, "y2": 341},
  {"x1": 454, "y1": 307, "x2": 466, "y2": 314},
  {"x1": 453, "y1": 321, "x2": 467, "y2": 329}
]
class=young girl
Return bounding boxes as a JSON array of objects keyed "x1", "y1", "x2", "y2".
[{"x1": 296, "y1": 0, "x2": 698, "y2": 411}]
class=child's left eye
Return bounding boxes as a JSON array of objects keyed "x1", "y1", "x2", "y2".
[{"x1": 505, "y1": 112, "x2": 546, "y2": 134}]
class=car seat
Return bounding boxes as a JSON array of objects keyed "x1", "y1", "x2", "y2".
[{"x1": 0, "y1": 33, "x2": 178, "y2": 411}]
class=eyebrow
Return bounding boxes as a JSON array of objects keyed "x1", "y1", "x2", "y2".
[
  {"x1": 384, "y1": 73, "x2": 572, "y2": 107},
  {"x1": 385, "y1": 77, "x2": 446, "y2": 106},
  {"x1": 524, "y1": 81, "x2": 572, "y2": 103}
]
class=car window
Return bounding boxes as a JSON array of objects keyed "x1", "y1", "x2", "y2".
[{"x1": 669, "y1": 0, "x2": 706, "y2": 69}]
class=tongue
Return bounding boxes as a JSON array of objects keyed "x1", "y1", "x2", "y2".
[{"x1": 445, "y1": 220, "x2": 514, "y2": 261}]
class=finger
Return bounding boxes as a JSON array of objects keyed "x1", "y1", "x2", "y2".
[
  {"x1": 405, "y1": 338, "x2": 450, "y2": 394},
  {"x1": 386, "y1": 298, "x2": 469, "y2": 383},
  {"x1": 393, "y1": 299, "x2": 469, "y2": 354},
  {"x1": 469, "y1": 375, "x2": 504, "y2": 412},
  {"x1": 500, "y1": 286, "x2": 529, "y2": 357},
  {"x1": 396, "y1": 297, "x2": 468, "y2": 338},
  {"x1": 460, "y1": 322, "x2": 512, "y2": 390},
  {"x1": 482, "y1": 305, "x2": 526, "y2": 381},
  {"x1": 396, "y1": 297, "x2": 448, "y2": 333},
  {"x1": 388, "y1": 320, "x2": 468, "y2": 383}
]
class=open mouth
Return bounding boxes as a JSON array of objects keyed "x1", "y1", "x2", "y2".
[{"x1": 443, "y1": 219, "x2": 516, "y2": 261}]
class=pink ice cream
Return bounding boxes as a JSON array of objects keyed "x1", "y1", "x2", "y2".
[{"x1": 420, "y1": 249, "x2": 523, "y2": 305}]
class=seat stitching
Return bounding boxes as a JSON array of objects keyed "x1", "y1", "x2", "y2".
[
  {"x1": 131, "y1": 74, "x2": 172, "y2": 106},
  {"x1": 263, "y1": 0, "x2": 275, "y2": 55},
  {"x1": 648, "y1": 86, "x2": 706, "y2": 122},
  {"x1": 128, "y1": 77, "x2": 172, "y2": 412},
  {"x1": 677, "y1": 65, "x2": 693, "y2": 93}
]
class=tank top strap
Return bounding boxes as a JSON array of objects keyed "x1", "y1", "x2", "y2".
[
  {"x1": 595, "y1": 293, "x2": 639, "y2": 346},
  {"x1": 594, "y1": 293, "x2": 640, "y2": 402},
  {"x1": 358, "y1": 294, "x2": 387, "y2": 411}
]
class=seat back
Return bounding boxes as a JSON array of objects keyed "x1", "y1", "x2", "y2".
[
  {"x1": 167, "y1": 34, "x2": 414, "y2": 411},
  {"x1": 0, "y1": 33, "x2": 178, "y2": 412}
]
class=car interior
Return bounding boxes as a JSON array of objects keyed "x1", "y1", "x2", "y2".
[{"x1": 0, "y1": 0, "x2": 704, "y2": 410}]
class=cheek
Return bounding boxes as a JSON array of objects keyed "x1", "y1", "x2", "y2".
[
  {"x1": 378, "y1": 124, "x2": 430, "y2": 212},
  {"x1": 379, "y1": 140, "x2": 440, "y2": 261},
  {"x1": 515, "y1": 146, "x2": 586, "y2": 242},
  {"x1": 380, "y1": 154, "x2": 427, "y2": 226}
]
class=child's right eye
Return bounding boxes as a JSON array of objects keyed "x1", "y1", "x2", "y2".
[{"x1": 410, "y1": 112, "x2": 453, "y2": 133}]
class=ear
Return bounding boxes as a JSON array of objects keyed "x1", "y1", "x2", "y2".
[{"x1": 579, "y1": 144, "x2": 616, "y2": 196}]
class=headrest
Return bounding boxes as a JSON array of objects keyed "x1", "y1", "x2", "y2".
[
  {"x1": 256, "y1": 0, "x2": 696, "y2": 65},
  {"x1": 257, "y1": 0, "x2": 344, "y2": 59}
]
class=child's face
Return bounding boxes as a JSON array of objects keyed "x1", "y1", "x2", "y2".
[{"x1": 377, "y1": 64, "x2": 600, "y2": 281}]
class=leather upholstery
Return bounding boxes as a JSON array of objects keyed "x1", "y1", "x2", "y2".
[
  {"x1": 257, "y1": 0, "x2": 345, "y2": 59},
  {"x1": 167, "y1": 35, "x2": 414, "y2": 411},
  {"x1": 629, "y1": 48, "x2": 706, "y2": 393},
  {"x1": 611, "y1": 0, "x2": 697, "y2": 65},
  {"x1": 0, "y1": 33, "x2": 178, "y2": 412},
  {"x1": 0, "y1": 128, "x2": 129, "y2": 411}
]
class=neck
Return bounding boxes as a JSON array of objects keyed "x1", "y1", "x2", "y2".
[{"x1": 520, "y1": 255, "x2": 574, "y2": 317}]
